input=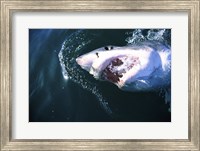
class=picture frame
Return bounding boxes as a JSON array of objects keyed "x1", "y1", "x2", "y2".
[{"x1": 0, "y1": 0, "x2": 199, "y2": 150}]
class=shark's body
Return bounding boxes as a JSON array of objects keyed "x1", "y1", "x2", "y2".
[{"x1": 76, "y1": 41, "x2": 171, "y2": 102}]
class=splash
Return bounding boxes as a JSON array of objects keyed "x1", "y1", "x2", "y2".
[
  {"x1": 126, "y1": 29, "x2": 171, "y2": 46},
  {"x1": 125, "y1": 29, "x2": 146, "y2": 44},
  {"x1": 58, "y1": 30, "x2": 113, "y2": 116}
]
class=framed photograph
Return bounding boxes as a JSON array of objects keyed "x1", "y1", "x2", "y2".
[{"x1": 0, "y1": 0, "x2": 199, "y2": 150}]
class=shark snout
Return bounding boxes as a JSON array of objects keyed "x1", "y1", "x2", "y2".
[
  {"x1": 76, "y1": 56, "x2": 93, "y2": 72},
  {"x1": 76, "y1": 57, "x2": 83, "y2": 66}
]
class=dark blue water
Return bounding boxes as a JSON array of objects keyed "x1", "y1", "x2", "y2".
[{"x1": 29, "y1": 29, "x2": 171, "y2": 122}]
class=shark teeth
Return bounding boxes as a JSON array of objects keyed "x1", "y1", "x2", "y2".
[{"x1": 101, "y1": 55, "x2": 140, "y2": 83}]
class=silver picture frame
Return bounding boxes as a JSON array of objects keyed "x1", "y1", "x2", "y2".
[{"x1": 0, "y1": 0, "x2": 199, "y2": 150}]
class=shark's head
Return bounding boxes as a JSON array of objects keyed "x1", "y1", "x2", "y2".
[{"x1": 76, "y1": 45, "x2": 163, "y2": 91}]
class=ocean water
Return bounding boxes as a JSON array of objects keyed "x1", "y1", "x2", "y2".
[{"x1": 29, "y1": 29, "x2": 171, "y2": 122}]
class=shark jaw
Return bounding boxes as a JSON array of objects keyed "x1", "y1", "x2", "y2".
[
  {"x1": 76, "y1": 53, "x2": 139, "y2": 87},
  {"x1": 100, "y1": 55, "x2": 141, "y2": 88}
]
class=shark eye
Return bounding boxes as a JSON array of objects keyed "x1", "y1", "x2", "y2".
[
  {"x1": 104, "y1": 46, "x2": 109, "y2": 50},
  {"x1": 104, "y1": 46, "x2": 114, "y2": 51}
]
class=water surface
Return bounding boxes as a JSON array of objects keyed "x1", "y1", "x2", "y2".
[{"x1": 29, "y1": 29, "x2": 171, "y2": 122}]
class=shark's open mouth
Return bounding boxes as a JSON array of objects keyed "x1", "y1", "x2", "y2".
[{"x1": 101, "y1": 55, "x2": 140, "y2": 83}]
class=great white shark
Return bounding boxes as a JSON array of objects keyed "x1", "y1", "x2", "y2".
[{"x1": 76, "y1": 41, "x2": 171, "y2": 103}]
